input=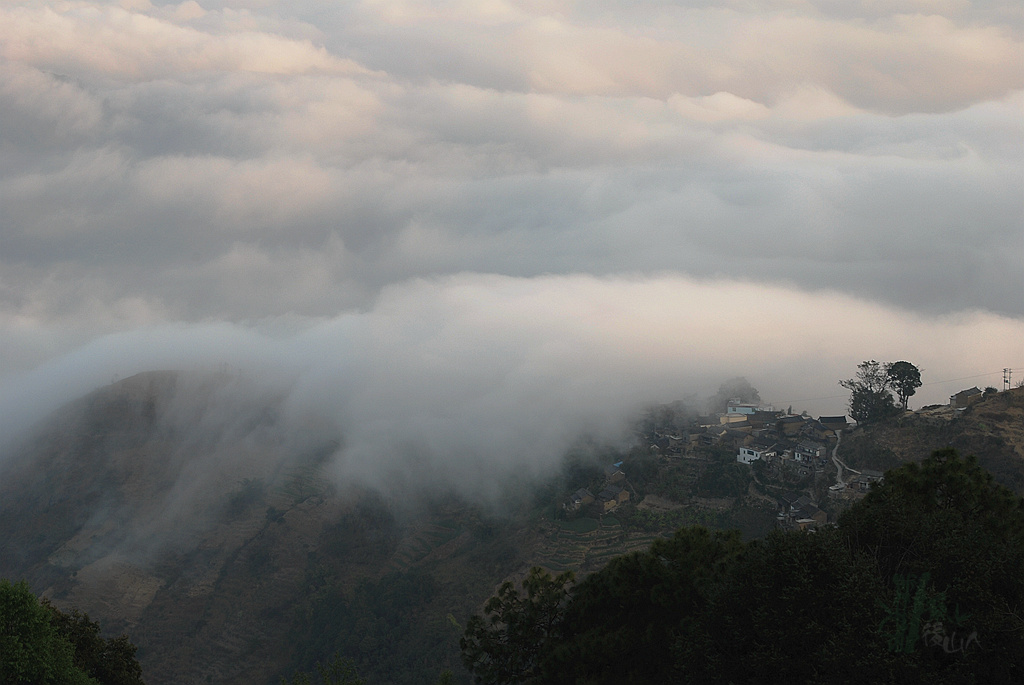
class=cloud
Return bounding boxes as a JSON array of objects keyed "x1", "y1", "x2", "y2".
[
  {"x1": 743, "y1": 13, "x2": 1023, "y2": 113},
  {"x1": 348, "y1": 2, "x2": 1023, "y2": 111},
  {"x1": 2, "y1": 82, "x2": 1021, "y2": 325},
  {"x1": 0, "y1": 0, "x2": 1021, "y2": 481},
  {"x1": 668, "y1": 92, "x2": 772, "y2": 123},
  {"x1": 0, "y1": 61, "x2": 104, "y2": 146},
  {"x1": 3, "y1": 274, "x2": 1022, "y2": 478},
  {"x1": 1, "y1": 271, "x2": 1020, "y2": 557},
  {"x1": 133, "y1": 155, "x2": 342, "y2": 226},
  {"x1": 0, "y1": 3, "x2": 369, "y2": 79}
]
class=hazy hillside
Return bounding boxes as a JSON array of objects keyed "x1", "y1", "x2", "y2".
[
  {"x1": 0, "y1": 372, "x2": 666, "y2": 684},
  {"x1": 3, "y1": 374, "x2": 1023, "y2": 684}
]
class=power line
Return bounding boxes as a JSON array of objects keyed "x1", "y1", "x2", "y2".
[
  {"x1": 919, "y1": 370, "x2": 1007, "y2": 387},
  {"x1": 777, "y1": 392, "x2": 849, "y2": 405},
  {"x1": 776, "y1": 367, "x2": 1020, "y2": 409}
]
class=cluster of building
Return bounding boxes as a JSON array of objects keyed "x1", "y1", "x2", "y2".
[
  {"x1": 645, "y1": 399, "x2": 849, "y2": 473},
  {"x1": 776, "y1": 491, "x2": 828, "y2": 529},
  {"x1": 838, "y1": 469, "x2": 885, "y2": 493},
  {"x1": 777, "y1": 465, "x2": 886, "y2": 530},
  {"x1": 564, "y1": 463, "x2": 631, "y2": 516}
]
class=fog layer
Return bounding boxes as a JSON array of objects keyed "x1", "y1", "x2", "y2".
[
  {"x1": 3, "y1": 274, "x2": 1021, "y2": 504},
  {"x1": 1, "y1": 2, "x2": 1021, "y2": 507}
]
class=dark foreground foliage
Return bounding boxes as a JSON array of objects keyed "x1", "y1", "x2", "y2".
[
  {"x1": 0, "y1": 579, "x2": 144, "y2": 685},
  {"x1": 462, "y1": 449, "x2": 1024, "y2": 684}
]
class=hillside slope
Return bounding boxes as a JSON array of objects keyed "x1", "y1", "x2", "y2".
[
  {"x1": 838, "y1": 386, "x2": 1024, "y2": 494},
  {"x1": 0, "y1": 372, "x2": 667, "y2": 684},
  {"x1": 3, "y1": 376, "x2": 1022, "y2": 683}
]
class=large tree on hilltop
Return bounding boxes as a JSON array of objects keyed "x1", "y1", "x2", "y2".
[
  {"x1": 841, "y1": 360, "x2": 899, "y2": 422},
  {"x1": 886, "y1": 361, "x2": 922, "y2": 410}
]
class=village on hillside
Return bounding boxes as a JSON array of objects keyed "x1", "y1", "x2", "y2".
[{"x1": 560, "y1": 384, "x2": 991, "y2": 532}]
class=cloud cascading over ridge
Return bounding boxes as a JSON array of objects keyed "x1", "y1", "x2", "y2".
[
  {"x1": 1, "y1": 0, "x2": 1022, "y2": 488},
  {"x1": 2, "y1": 273, "x2": 1023, "y2": 503}
]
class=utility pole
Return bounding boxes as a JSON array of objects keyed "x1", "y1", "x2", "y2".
[{"x1": 1005, "y1": 368, "x2": 1013, "y2": 391}]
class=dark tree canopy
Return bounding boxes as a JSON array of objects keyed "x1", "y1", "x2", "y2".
[
  {"x1": 886, "y1": 361, "x2": 922, "y2": 410},
  {"x1": 545, "y1": 527, "x2": 743, "y2": 684},
  {"x1": 841, "y1": 360, "x2": 900, "y2": 422},
  {"x1": 461, "y1": 449, "x2": 1024, "y2": 685},
  {"x1": 681, "y1": 528, "x2": 889, "y2": 684},
  {"x1": 460, "y1": 567, "x2": 574, "y2": 684},
  {"x1": 1, "y1": 580, "x2": 144, "y2": 685},
  {"x1": 839, "y1": 449, "x2": 1024, "y2": 683},
  {"x1": 44, "y1": 604, "x2": 145, "y2": 685},
  {"x1": 1, "y1": 580, "x2": 95, "y2": 685}
]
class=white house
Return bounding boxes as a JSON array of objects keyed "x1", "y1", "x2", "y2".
[
  {"x1": 794, "y1": 440, "x2": 825, "y2": 462},
  {"x1": 737, "y1": 444, "x2": 776, "y2": 464},
  {"x1": 727, "y1": 399, "x2": 760, "y2": 415}
]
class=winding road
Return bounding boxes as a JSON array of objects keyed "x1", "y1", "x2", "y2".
[
  {"x1": 831, "y1": 431, "x2": 846, "y2": 487},
  {"x1": 831, "y1": 430, "x2": 863, "y2": 490}
]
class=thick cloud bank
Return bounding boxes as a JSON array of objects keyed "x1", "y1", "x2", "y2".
[
  {"x1": 3, "y1": 274, "x2": 1022, "y2": 502},
  {"x1": 1, "y1": 1, "x2": 1023, "y2": 374},
  {"x1": 0, "y1": 1, "x2": 1021, "y2": 497}
]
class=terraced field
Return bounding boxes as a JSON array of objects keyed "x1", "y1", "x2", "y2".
[
  {"x1": 387, "y1": 521, "x2": 464, "y2": 572},
  {"x1": 530, "y1": 517, "x2": 663, "y2": 574},
  {"x1": 275, "y1": 465, "x2": 330, "y2": 504}
]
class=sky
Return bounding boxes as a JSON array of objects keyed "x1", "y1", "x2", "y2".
[{"x1": 1, "y1": 0, "x2": 1023, "y2": 476}]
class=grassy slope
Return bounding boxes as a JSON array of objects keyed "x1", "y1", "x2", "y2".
[{"x1": 838, "y1": 387, "x2": 1024, "y2": 494}]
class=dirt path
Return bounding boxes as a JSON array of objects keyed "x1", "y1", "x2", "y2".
[
  {"x1": 832, "y1": 431, "x2": 846, "y2": 486},
  {"x1": 831, "y1": 431, "x2": 863, "y2": 489}
]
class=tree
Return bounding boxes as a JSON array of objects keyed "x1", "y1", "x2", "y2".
[
  {"x1": 680, "y1": 529, "x2": 889, "y2": 684},
  {"x1": 841, "y1": 360, "x2": 899, "y2": 422},
  {"x1": 839, "y1": 449, "x2": 1024, "y2": 683},
  {"x1": 707, "y1": 377, "x2": 760, "y2": 415},
  {"x1": 461, "y1": 449, "x2": 1024, "y2": 684},
  {"x1": 886, "y1": 361, "x2": 922, "y2": 410},
  {"x1": 460, "y1": 567, "x2": 574, "y2": 684},
  {"x1": 544, "y1": 527, "x2": 743, "y2": 684},
  {"x1": 696, "y1": 461, "x2": 751, "y2": 498},
  {"x1": 44, "y1": 603, "x2": 144, "y2": 685},
  {"x1": 0, "y1": 579, "x2": 96, "y2": 685}
]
